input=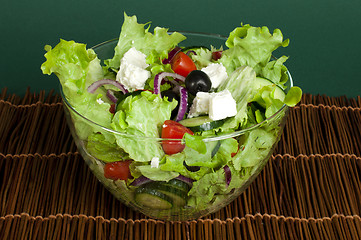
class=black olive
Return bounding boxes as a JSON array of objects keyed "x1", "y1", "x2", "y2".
[
  {"x1": 185, "y1": 70, "x2": 212, "y2": 96},
  {"x1": 183, "y1": 161, "x2": 201, "y2": 172},
  {"x1": 161, "y1": 89, "x2": 179, "y2": 102},
  {"x1": 161, "y1": 89, "x2": 180, "y2": 119}
]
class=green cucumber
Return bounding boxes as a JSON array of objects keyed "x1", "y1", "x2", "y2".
[
  {"x1": 144, "y1": 182, "x2": 188, "y2": 207},
  {"x1": 255, "y1": 77, "x2": 286, "y2": 101},
  {"x1": 165, "y1": 179, "x2": 191, "y2": 192},
  {"x1": 179, "y1": 116, "x2": 225, "y2": 132},
  {"x1": 158, "y1": 188, "x2": 187, "y2": 207},
  {"x1": 134, "y1": 187, "x2": 173, "y2": 210}
]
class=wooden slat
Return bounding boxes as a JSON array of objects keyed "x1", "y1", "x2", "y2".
[{"x1": 1, "y1": 88, "x2": 361, "y2": 239}]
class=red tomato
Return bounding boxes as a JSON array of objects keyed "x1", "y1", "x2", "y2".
[
  {"x1": 231, "y1": 145, "x2": 244, "y2": 157},
  {"x1": 171, "y1": 52, "x2": 197, "y2": 77},
  {"x1": 161, "y1": 120, "x2": 194, "y2": 155},
  {"x1": 104, "y1": 160, "x2": 132, "y2": 181}
]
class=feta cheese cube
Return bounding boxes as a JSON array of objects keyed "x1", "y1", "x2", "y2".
[
  {"x1": 151, "y1": 157, "x2": 160, "y2": 168},
  {"x1": 209, "y1": 90, "x2": 237, "y2": 121},
  {"x1": 188, "y1": 89, "x2": 237, "y2": 121},
  {"x1": 201, "y1": 63, "x2": 228, "y2": 89},
  {"x1": 116, "y1": 47, "x2": 151, "y2": 91},
  {"x1": 122, "y1": 47, "x2": 149, "y2": 69},
  {"x1": 96, "y1": 98, "x2": 105, "y2": 105},
  {"x1": 188, "y1": 92, "x2": 211, "y2": 118}
]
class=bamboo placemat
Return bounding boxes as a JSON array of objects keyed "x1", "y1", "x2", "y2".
[{"x1": 1, "y1": 87, "x2": 361, "y2": 239}]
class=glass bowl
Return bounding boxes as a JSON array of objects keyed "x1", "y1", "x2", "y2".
[{"x1": 61, "y1": 32, "x2": 292, "y2": 221}]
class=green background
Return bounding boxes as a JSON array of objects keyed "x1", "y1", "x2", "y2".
[{"x1": 1, "y1": 0, "x2": 360, "y2": 98}]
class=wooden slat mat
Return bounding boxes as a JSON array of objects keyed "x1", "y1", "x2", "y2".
[{"x1": 1, "y1": 87, "x2": 361, "y2": 239}]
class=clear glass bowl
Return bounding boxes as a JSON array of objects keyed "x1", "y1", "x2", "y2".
[{"x1": 61, "y1": 32, "x2": 292, "y2": 221}]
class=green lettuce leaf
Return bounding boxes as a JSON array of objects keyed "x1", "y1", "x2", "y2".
[
  {"x1": 160, "y1": 152, "x2": 210, "y2": 180},
  {"x1": 190, "y1": 47, "x2": 213, "y2": 69},
  {"x1": 136, "y1": 164, "x2": 179, "y2": 182},
  {"x1": 110, "y1": 91, "x2": 177, "y2": 162},
  {"x1": 184, "y1": 137, "x2": 238, "y2": 169},
  {"x1": 107, "y1": 13, "x2": 186, "y2": 70},
  {"x1": 219, "y1": 24, "x2": 289, "y2": 79},
  {"x1": 184, "y1": 133, "x2": 207, "y2": 154},
  {"x1": 186, "y1": 167, "x2": 227, "y2": 207},
  {"x1": 212, "y1": 138, "x2": 239, "y2": 164},
  {"x1": 232, "y1": 128, "x2": 276, "y2": 170},
  {"x1": 41, "y1": 39, "x2": 113, "y2": 140},
  {"x1": 86, "y1": 133, "x2": 128, "y2": 163},
  {"x1": 207, "y1": 164, "x2": 251, "y2": 206},
  {"x1": 261, "y1": 56, "x2": 289, "y2": 86},
  {"x1": 160, "y1": 137, "x2": 238, "y2": 182},
  {"x1": 284, "y1": 86, "x2": 303, "y2": 107},
  {"x1": 217, "y1": 66, "x2": 258, "y2": 130}
]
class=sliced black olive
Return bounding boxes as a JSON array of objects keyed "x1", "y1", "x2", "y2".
[
  {"x1": 161, "y1": 89, "x2": 180, "y2": 119},
  {"x1": 185, "y1": 70, "x2": 212, "y2": 96}
]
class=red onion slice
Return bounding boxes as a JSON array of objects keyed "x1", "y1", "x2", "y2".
[
  {"x1": 106, "y1": 89, "x2": 118, "y2": 103},
  {"x1": 186, "y1": 50, "x2": 197, "y2": 56},
  {"x1": 130, "y1": 176, "x2": 153, "y2": 187},
  {"x1": 153, "y1": 72, "x2": 185, "y2": 96},
  {"x1": 212, "y1": 51, "x2": 223, "y2": 60},
  {"x1": 175, "y1": 175, "x2": 194, "y2": 186},
  {"x1": 87, "y1": 79, "x2": 128, "y2": 94},
  {"x1": 224, "y1": 165, "x2": 231, "y2": 186},
  {"x1": 162, "y1": 47, "x2": 182, "y2": 64},
  {"x1": 175, "y1": 86, "x2": 188, "y2": 122}
]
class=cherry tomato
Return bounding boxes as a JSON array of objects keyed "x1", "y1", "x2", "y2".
[
  {"x1": 161, "y1": 120, "x2": 194, "y2": 155},
  {"x1": 104, "y1": 160, "x2": 132, "y2": 181},
  {"x1": 171, "y1": 52, "x2": 197, "y2": 77}
]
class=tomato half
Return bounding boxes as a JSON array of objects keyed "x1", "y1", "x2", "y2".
[
  {"x1": 104, "y1": 160, "x2": 132, "y2": 181},
  {"x1": 161, "y1": 120, "x2": 194, "y2": 155},
  {"x1": 170, "y1": 52, "x2": 197, "y2": 77}
]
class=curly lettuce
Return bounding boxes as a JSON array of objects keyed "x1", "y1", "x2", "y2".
[{"x1": 107, "y1": 13, "x2": 186, "y2": 70}]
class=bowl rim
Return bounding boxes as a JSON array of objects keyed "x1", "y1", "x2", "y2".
[{"x1": 61, "y1": 31, "x2": 292, "y2": 142}]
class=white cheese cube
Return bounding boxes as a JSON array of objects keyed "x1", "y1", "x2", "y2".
[
  {"x1": 188, "y1": 92, "x2": 211, "y2": 118},
  {"x1": 122, "y1": 47, "x2": 149, "y2": 69},
  {"x1": 116, "y1": 47, "x2": 151, "y2": 91},
  {"x1": 209, "y1": 90, "x2": 237, "y2": 121},
  {"x1": 201, "y1": 63, "x2": 228, "y2": 89},
  {"x1": 96, "y1": 98, "x2": 105, "y2": 105},
  {"x1": 116, "y1": 63, "x2": 150, "y2": 91},
  {"x1": 151, "y1": 157, "x2": 160, "y2": 168}
]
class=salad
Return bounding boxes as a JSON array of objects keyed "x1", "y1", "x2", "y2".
[{"x1": 41, "y1": 13, "x2": 302, "y2": 219}]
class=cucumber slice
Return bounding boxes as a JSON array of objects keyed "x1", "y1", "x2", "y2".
[
  {"x1": 165, "y1": 179, "x2": 191, "y2": 192},
  {"x1": 159, "y1": 188, "x2": 187, "y2": 207},
  {"x1": 145, "y1": 182, "x2": 188, "y2": 207},
  {"x1": 135, "y1": 187, "x2": 173, "y2": 210},
  {"x1": 179, "y1": 116, "x2": 225, "y2": 132},
  {"x1": 255, "y1": 77, "x2": 286, "y2": 101}
]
